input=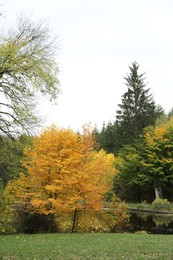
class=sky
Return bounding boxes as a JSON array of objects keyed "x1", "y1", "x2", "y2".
[{"x1": 2, "y1": 0, "x2": 173, "y2": 131}]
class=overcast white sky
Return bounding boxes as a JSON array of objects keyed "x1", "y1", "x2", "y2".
[{"x1": 3, "y1": 0, "x2": 173, "y2": 131}]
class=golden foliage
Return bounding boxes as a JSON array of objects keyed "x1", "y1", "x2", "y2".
[{"x1": 6, "y1": 125, "x2": 115, "y2": 223}]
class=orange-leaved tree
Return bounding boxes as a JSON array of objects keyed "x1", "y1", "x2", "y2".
[{"x1": 6, "y1": 125, "x2": 115, "y2": 232}]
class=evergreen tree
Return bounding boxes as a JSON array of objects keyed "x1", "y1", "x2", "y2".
[
  {"x1": 115, "y1": 62, "x2": 164, "y2": 149},
  {"x1": 95, "y1": 122, "x2": 118, "y2": 155},
  {"x1": 167, "y1": 107, "x2": 173, "y2": 119}
]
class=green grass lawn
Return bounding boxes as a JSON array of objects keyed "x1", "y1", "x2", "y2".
[{"x1": 0, "y1": 233, "x2": 173, "y2": 259}]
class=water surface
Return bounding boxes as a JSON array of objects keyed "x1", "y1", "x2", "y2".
[{"x1": 129, "y1": 212, "x2": 173, "y2": 234}]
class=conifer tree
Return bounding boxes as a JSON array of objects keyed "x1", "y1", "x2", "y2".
[
  {"x1": 115, "y1": 62, "x2": 163, "y2": 148},
  {"x1": 95, "y1": 122, "x2": 118, "y2": 154}
]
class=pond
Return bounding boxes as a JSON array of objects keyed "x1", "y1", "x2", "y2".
[{"x1": 128, "y1": 212, "x2": 173, "y2": 234}]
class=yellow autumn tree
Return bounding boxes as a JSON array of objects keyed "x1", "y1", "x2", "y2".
[
  {"x1": 6, "y1": 125, "x2": 115, "y2": 232},
  {"x1": 144, "y1": 116, "x2": 173, "y2": 200}
]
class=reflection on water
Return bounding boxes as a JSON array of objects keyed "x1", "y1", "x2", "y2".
[{"x1": 129, "y1": 212, "x2": 173, "y2": 234}]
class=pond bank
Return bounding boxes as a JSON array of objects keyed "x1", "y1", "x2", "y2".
[{"x1": 128, "y1": 207, "x2": 173, "y2": 215}]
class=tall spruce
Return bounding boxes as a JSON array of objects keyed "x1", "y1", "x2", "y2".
[{"x1": 115, "y1": 62, "x2": 163, "y2": 149}]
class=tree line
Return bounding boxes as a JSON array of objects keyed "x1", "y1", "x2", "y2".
[
  {"x1": 95, "y1": 62, "x2": 164, "y2": 154},
  {"x1": 1, "y1": 60, "x2": 172, "y2": 233},
  {"x1": 0, "y1": 14, "x2": 127, "y2": 231},
  {"x1": 1, "y1": 125, "x2": 129, "y2": 233},
  {"x1": 95, "y1": 62, "x2": 173, "y2": 203}
]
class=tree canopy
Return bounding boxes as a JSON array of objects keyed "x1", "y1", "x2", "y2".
[
  {"x1": 0, "y1": 134, "x2": 33, "y2": 187},
  {"x1": 0, "y1": 17, "x2": 60, "y2": 138},
  {"x1": 114, "y1": 116, "x2": 173, "y2": 202},
  {"x1": 95, "y1": 62, "x2": 164, "y2": 154},
  {"x1": 6, "y1": 125, "x2": 115, "y2": 231},
  {"x1": 115, "y1": 61, "x2": 163, "y2": 149}
]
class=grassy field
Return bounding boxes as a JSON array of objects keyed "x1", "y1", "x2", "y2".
[{"x1": 0, "y1": 233, "x2": 173, "y2": 259}]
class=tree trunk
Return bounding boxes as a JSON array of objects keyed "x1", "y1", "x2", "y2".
[
  {"x1": 48, "y1": 213, "x2": 54, "y2": 233},
  {"x1": 136, "y1": 185, "x2": 141, "y2": 203},
  {"x1": 72, "y1": 209, "x2": 78, "y2": 233},
  {"x1": 154, "y1": 182, "x2": 163, "y2": 199}
]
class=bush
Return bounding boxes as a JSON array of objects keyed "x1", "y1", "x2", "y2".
[
  {"x1": 152, "y1": 199, "x2": 171, "y2": 211},
  {"x1": 104, "y1": 194, "x2": 129, "y2": 232},
  {"x1": 137, "y1": 200, "x2": 149, "y2": 209},
  {"x1": 0, "y1": 196, "x2": 15, "y2": 234}
]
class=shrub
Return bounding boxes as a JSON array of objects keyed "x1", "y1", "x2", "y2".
[
  {"x1": 0, "y1": 186, "x2": 15, "y2": 234},
  {"x1": 104, "y1": 194, "x2": 129, "y2": 232},
  {"x1": 137, "y1": 200, "x2": 149, "y2": 209},
  {"x1": 152, "y1": 199, "x2": 171, "y2": 211},
  {"x1": 75, "y1": 211, "x2": 109, "y2": 233}
]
